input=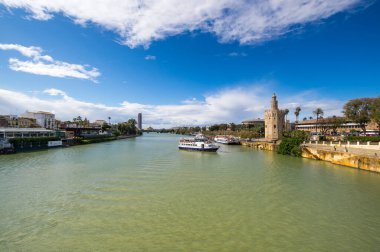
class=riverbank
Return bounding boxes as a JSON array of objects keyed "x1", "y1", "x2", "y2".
[
  {"x1": 0, "y1": 134, "x2": 141, "y2": 154},
  {"x1": 241, "y1": 140, "x2": 276, "y2": 151},
  {"x1": 242, "y1": 140, "x2": 380, "y2": 173},
  {"x1": 302, "y1": 146, "x2": 380, "y2": 173}
]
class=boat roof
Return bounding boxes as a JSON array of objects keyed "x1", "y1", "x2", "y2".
[{"x1": 0, "y1": 128, "x2": 54, "y2": 133}]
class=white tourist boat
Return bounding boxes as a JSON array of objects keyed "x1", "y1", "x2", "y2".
[
  {"x1": 178, "y1": 138, "x2": 220, "y2": 152},
  {"x1": 214, "y1": 135, "x2": 240, "y2": 145},
  {"x1": 194, "y1": 133, "x2": 208, "y2": 142}
]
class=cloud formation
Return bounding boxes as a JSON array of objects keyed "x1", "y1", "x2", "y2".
[
  {"x1": 0, "y1": 85, "x2": 343, "y2": 128},
  {"x1": 145, "y1": 55, "x2": 156, "y2": 60},
  {"x1": 0, "y1": 43, "x2": 100, "y2": 82},
  {"x1": 0, "y1": 0, "x2": 360, "y2": 48}
]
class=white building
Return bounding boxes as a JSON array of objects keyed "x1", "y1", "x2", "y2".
[
  {"x1": 22, "y1": 111, "x2": 56, "y2": 129},
  {"x1": 94, "y1": 120, "x2": 107, "y2": 126}
]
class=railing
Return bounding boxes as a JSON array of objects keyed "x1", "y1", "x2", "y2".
[{"x1": 304, "y1": 140, "x2": 380, "y2": 150}]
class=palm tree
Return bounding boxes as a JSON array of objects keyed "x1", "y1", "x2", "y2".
[
  {"x1": 313, "y1": 108, "x2": 324, "y2": 134},
  {"x1": 294, "y1": 106, "x2": 301, "y2": 123},
  {"x1": 313, "y1": 108, "x2": 324, "y2": 121},
  {"x1": 284, "y1": 109, "x2": 289, "y2": 130},
  {"x1": 108, "y1": 116, "x2": 111, "y2": 125}
]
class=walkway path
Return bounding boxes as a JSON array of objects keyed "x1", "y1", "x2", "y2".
[{"x1": 303, "y1": 144, "x2": 380, "y2": 158}]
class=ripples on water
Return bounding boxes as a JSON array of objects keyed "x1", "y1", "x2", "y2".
[{"x1": 1, "y1": 133, "x2": 380, "y2": 251}]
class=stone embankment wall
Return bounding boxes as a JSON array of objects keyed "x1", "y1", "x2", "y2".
[
  {"x1": 302, "y1": 147, "x2": 380, "y2": 173},
  {"x1": 241, "y1": 141, "x2": 277, "y2": 151},
  {"x1": 306, "y1": 140, "x2": 380, "y2": 151}
]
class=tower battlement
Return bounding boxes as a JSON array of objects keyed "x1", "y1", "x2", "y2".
[{"x1": 264, "y1": 94, "x2": 285, "y2": 141}]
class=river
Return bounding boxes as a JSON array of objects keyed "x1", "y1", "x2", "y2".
[{"x1": 1, "y1": 133, "x2": 380, "y2": 251}]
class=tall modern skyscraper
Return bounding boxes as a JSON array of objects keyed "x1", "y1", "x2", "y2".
[{"x1": 137, "y1": 113, "x2": 142, "y2": 130}]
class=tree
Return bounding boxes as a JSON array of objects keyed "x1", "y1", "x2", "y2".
[
  {"x1": 294, "y1": 107, "x2": 301, "y2": 123},
  {"x1": 328, "y1": 116, "x2": 345, "y2": 135},
  {"x1": 230, "y1": 123, "x2": 236, "y2": 131},
  {"x1": 127, "y1": 118, "x2": 137, "y2": 126},
  {"x1": 83, "y1": 117, "x2": 90, "y2": 127},
  {"x1": 318, "y1": 119, "x2": 330, "y2": 135},
  {"x1": 116, "y1": 119, "x2": 138, "y2": 135},
  {"x1": 102, "y1": 122, "x2": 111, "y2": 131},
  {"x1": 313, "y1": 108, "x2": 324, "y2": 133},
  {"x1": 370, "y1": 97, "x2": 380, "y2": 135},
  {"x1": 284, "y1": 109, "x2": 289, "y2": 129},
  {"x1": 209, "y1": 124, "x2": 220, "y2": 131},
  {"x1": 343, "y1": 98, "x2": 372, "y2": 134},
  {"x1": 303, "y1": 117, "x2": 307, "y2": 121},
  {"x1": 219, "y1": 124, "x2": 228, "y2": 131},
  {"x1": 313, "y1": 108, "x2": 324, "y2": 121},
  {"x1": 73, "y1": 116, "x2": 83, "y2": 127},
  {"x1": 108, "y1": 116, "x2": 111, "y2": 125}
]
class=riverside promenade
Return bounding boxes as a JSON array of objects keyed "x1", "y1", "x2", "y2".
[
  {"x1": 302, "y1": 141, "x2": 380, "y2": 173},
  {"x1": 303, "y1": 142, "x2": 380, "y2": 158}
]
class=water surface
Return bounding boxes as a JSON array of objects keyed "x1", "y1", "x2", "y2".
[{"x1": 1, "y1": 133, "x2": 380, "y2": 251}]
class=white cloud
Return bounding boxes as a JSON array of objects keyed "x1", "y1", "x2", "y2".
[
  {"x1": 0, "y1": 44, "x2": 42, "y2": 58},
  {"x1": 0, "y1": 43, "x2": 100, "y2": 82},
  {"x1": 0, "y1": 0, "x2": 361, "y2": 48},
  {"x1": 43, "y1": 88, "x2": 67, "y2": 96},
  {"x1": 0, "y1": 85, "x2": 344, "y2": 128},
  {"x1": 229, "y1": 52, "x2": 247, "y2": 57},
  {"x1": 145, "y1": 55, "x2": 156, "y2": 60}
]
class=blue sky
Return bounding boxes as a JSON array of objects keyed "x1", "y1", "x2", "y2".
[{"x1": 0, "y1": 0, "x2": 379, "y2": 127}]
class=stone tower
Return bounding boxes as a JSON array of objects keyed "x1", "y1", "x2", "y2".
[{"x1": 264, "y1": 93, "x2": 286, "y2": 141}]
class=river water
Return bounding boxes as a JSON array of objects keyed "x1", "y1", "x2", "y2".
[{"x1": 1, "y1": 133, "x2": 380, "y2": 251}]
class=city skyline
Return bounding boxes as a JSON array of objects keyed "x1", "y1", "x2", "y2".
[{"x1": 0, "y1": 0, "x2": 379, "y2": 127}]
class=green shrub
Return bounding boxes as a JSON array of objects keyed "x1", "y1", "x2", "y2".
[
  {"x1": 283, "y1": 130, "x2": 309, "y2": 141},
  {"x1": 9, "y1": 137, "x2": 60, "y2": 144},
  {"x1": 277, "y1": 138, "x2": 303, "y2": 157},
  {"x1": 346, "y1": 136, "x2": 380, "y2": 142},
  {"x1": 78, "y1": 137, "x2": 116, "y2": 144}
]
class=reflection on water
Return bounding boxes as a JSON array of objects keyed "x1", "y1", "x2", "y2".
[{"x1": 1, "y1": 133, "x2": 380, "y2": 251}]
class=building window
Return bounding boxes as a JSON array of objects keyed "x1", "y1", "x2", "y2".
[{"x1": 274, "y1": 125, "x2": 276, "y2": 129}]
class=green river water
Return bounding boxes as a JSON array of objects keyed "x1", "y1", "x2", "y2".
[{"x1": 1, "y1": 133, "x2": 380, "y2": 251}]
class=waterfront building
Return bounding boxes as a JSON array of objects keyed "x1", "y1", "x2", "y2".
[
  {"x1": 295, "y1": 117, "x2": 378, "y2": 134},
  {"x1": 17, "y1": 117, "x2": 38, "y2": 128},
  {"x1": 0, "y1": 115, "x2": 17, "y2": 127},
  {"x1": 241, "y1": 118, "x2": 265, "y2": 127},
  {"x1": 0, "y1": 115, "x2": 37, "y2": 128},
  {"x1": 0, "y1": 128, "x2": 55, "y2": 140},
  {"x1": 64, "y1": 127, "x2": 109, "y2": 138},
  {"x1": 22, "y1": 111, "x2": 56, "y2": 129},
  {"x1": 94, "y1": 120, "x2": 107, "y2": 126},
  {"x1": 264, "y1": 94, "x2": 286, "y2": 141},
  {"x1": 138, "y1": 113, "x2": 142, "y2": 130},
  {"x1": 0, "y1": 116, "x2": 7, "y2": 127}
]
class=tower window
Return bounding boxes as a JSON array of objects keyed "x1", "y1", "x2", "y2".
[{"x1": 274, "y1": 125, "x2": 276, "y2": 129}]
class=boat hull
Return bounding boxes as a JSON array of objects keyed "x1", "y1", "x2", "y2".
[
  {"x1": 214, "y1": 140, "x2": 240, "y2": 145},
  {"x1": 178, "y1": 146, "x2": 219, "y2": 152}
]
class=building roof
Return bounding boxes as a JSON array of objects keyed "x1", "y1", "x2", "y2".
[
  {"x1": 242, "y1": 118, "x2": 265, "y2": 123},
  {"x1": 24, "y1": 111, "x2": 54, "y2": 115},
  {"x1": 0, "y1": 128, "x2": 54, "y2": 132},
  {"x1": 296, "y1": 117, "x2": 347, "y2": 125},
  {"x1": 35, "y1": 111, "x2": 54, "y2": 115}
]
